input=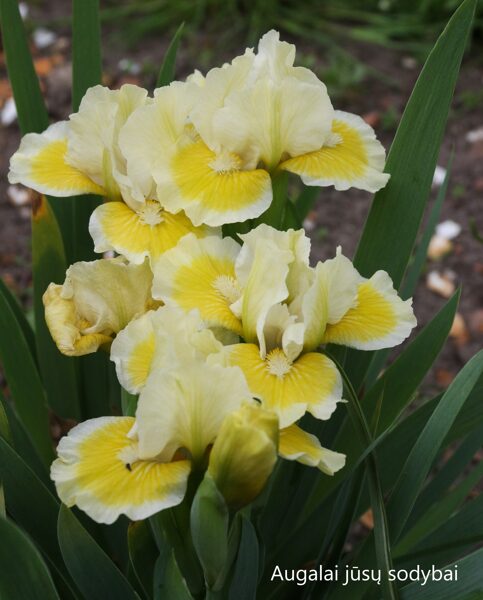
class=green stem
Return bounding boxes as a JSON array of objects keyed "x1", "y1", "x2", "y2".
[
  {"x1": 326, "y1": 352, "x2": 399, "y2": 600},
  {"x1": 253, "y1": 171, "x2": 289, "y2": 230}
]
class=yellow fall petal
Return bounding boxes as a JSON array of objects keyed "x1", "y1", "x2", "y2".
[
  {"x1": 89, "y1": 200, "x2": 211, "y2": 265},
  {"x1": 280, "y1": 110, "x2": 389, "y2": 193},
  {"x1": 323, "y1": 270, "x2": 416, "y2": 350},
  {"x1": 226, "y1": 344, "x2": 343, "y2": 428},
  {"x1": 152, "y1": 234, "x2": 243, "y2": 336},
  {"x1": 279, "y1": 425, "x2": 345, "y2": 475},
  {"x1": 163, "y1": 139, "x2": 272, "y2": 227},
  {"x1": 51, "y1": 417, "x2": 191, "y2": 524},
  {"x1": 8, "y1": 122, "x2": 105, "y2": 197}
]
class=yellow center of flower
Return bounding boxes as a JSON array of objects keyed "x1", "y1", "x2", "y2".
[
  {"x1": 209, "y1": 151, "x2": 243, "y2": 173},
  {"x1": 138, "y1": 200, "x2": 165, "y2": 226},
  {"x1": 212, "y1": 274, "x2": 242, "y2": 304},
  {"x1": 266, "y1": 348, "x2": 292, "y2": 378}
]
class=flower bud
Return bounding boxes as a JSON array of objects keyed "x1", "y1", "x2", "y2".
[{"x1": 208, "y1": 403, "x2": 278, "y2": 508}]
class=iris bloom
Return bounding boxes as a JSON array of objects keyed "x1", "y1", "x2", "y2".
[
  {"x1": 152, "y1": 225, "x2": 416, "y2": 462},
  {"x1": 122, "y1": 30, "x2": 389, "y2": 227},
  {"x1": 43, "y1": 257, "x2": 158, "y2": 356},
  {"x1": 51, "y1": 308, "x2": 278, "y2": 523},
  {"x1": 8, "y1": 85, "x2": 212, "y2": 264},
  {"x1": 112, "y1": 302, "x2": 347, "y2": 477}
]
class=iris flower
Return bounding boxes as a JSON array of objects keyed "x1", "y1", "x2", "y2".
[
  {"x1": 8, "y1": 85, "x2": 213, "y2": 264},
  {"x1": 43, "y1": 257, "x2": 159, "y2": 356},
  {"x1": 122, "y1": 30, "x2": 389, "y2": 227},
  {"x1": 52, "y1": 308, "x2": 282, "y2": 523},
  {"x1": 152, "y1": 225, "x2": 416, "y2": 459}
]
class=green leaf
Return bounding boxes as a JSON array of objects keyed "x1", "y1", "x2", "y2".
[
  {"x1": 229, "y1": 516, "x2": 259, "y2": 600},
  {"x1": 71, "y1": 0, "x2": 103, "y2": 264},
  {"x1": 330, "y1": 355, "x2": 398, "y2": 600},
  {"x1": 0, "y1": 516, "x2": 60, "y2": 600},
  {"x1": 0, "y1": 278, "x2": 53, "y2": 465},
  {"x1": 0, "y1": 437, "x2": 65, "y2": 572},
  {"x1": 364, "y1": 157, "x2": 452, "y2": 387},
  {"x1": 0, "y1": 482, "x2": 4, "y2": 518},
  {"x1": 0, "y1": 0, "x2": 48, "y2": 134},
  {"x1": 293, "y1": 186, "x2": 319, "y2": 222},
  {"x1": 154, "y1": 551, "x2": 193, "y2": 600},
  {"x1": 72, "y1": 0, "x2": 102, "y2": 111},
  {"x1": 0, "y1": 277, "x2": 36, "y2": 363},
  {"x1": 400, "y1": 155, "x2": 452, "y2": 299},
  {"x1": 190, "y1": 475, "x2": 229, "y2": 590},
  {"x1": 32, "y1": 195, "x2": 81, "y2": 420},
  {"x1": 354, "y1": 0, "x2": 474, "y2": 284},
  {"x1": 0, "y1": 389, "x2": 12, "y2": 444},
  {"x1": 128, "y1": 520, "x2": 159, "y2": 599},
  {"x1": 401, "y1": 494, "x2": 483, "y2": 564},
  {"x1": 396, "y1": 459, "x2": 483, "y2": 555},
  {"x1": 408, "y1": 425, "x2": 483, "y2": 527},
  {"x1": 307, "y1": 291, "x2": 459, "y2": 513},
  {"x1": 400, "y1": 546, "x2": 483, "y2": 600},
  {"x1": 58, "y1": 505, "x2": 140, "y2": 600},
  {"x1": 367, "y1": 290, "x2": 460, "y2": 436},
  {"x1": 346, "y1": 0, "x2": 476, "y2": 387},
  {"x1": 0, "y1": 391, "x2": 51, "y2": 486},
  {"x1": 151, "y1": 505, "x2": 204, "y2": 596},
  {"x1": 387, "y1": 350, "x2": 483, "y2": 542},
  {"x1": 0, "y1": 0, "x2": 72, "y2": 241},
  {"x1": 157, "y1": 23, "x2": 185, "y2": 87}
]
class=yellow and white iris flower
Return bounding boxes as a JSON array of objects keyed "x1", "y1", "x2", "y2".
[
  {"x1": 51, "y1": 309, "x2": 282, "y2": 523},
  {"x1": 152, "y1": 224, "x2": 415, "y2": 442},
  {"x1": 43, "y1": 257, "x2": 158, "y2": 356},
  {"x1": 8, "y1": 84, "x2": 211, "y2": 264},
  {"x1": 121, "y1": 30, "x2": 389, "y2": 227},
  {"x1": 51, "y1": 359, "x2": 255, "y2": 524},
  {"x1": 110, "y1": 305, "x2": 347, "y2": 477}
]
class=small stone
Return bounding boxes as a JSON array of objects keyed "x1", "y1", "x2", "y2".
[
  {"x1": 466, "y1": 127, "x2": 483, "y2": 144},
  {"x1": 427, "y1": 235, "x2": 452, "y2": 260},
  {"x1": 435, "y1": 219, "x2": 461, "y2": 240},
  {"x1": 1, "y1": 97, "x2": 17, "y2": 126},
  {"x1": 32, "y1": 28, "x2": 56, "y2": 49},
  {"x1": 401, "y1": 56, "x2": 417, "y2": 69},
  {"x1": 18, "y1": 2, "x2": 28, "y2": 19},
  {"x1": 7, "y1": 185, "x2": 31, "y2": 207},
  {"x1": 432, "y1": 165, "x2": 447, "y2": 187},
  {"x1": 426, "y1": 270, "x2": 456, "y2": 298},
  {"x1": 449, "y1": 313, "x2": 470, "y2": 346}
]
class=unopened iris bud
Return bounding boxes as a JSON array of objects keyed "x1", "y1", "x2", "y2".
[{"x1": 208, "y1": 403, "x2": 278, "y2": 509}]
